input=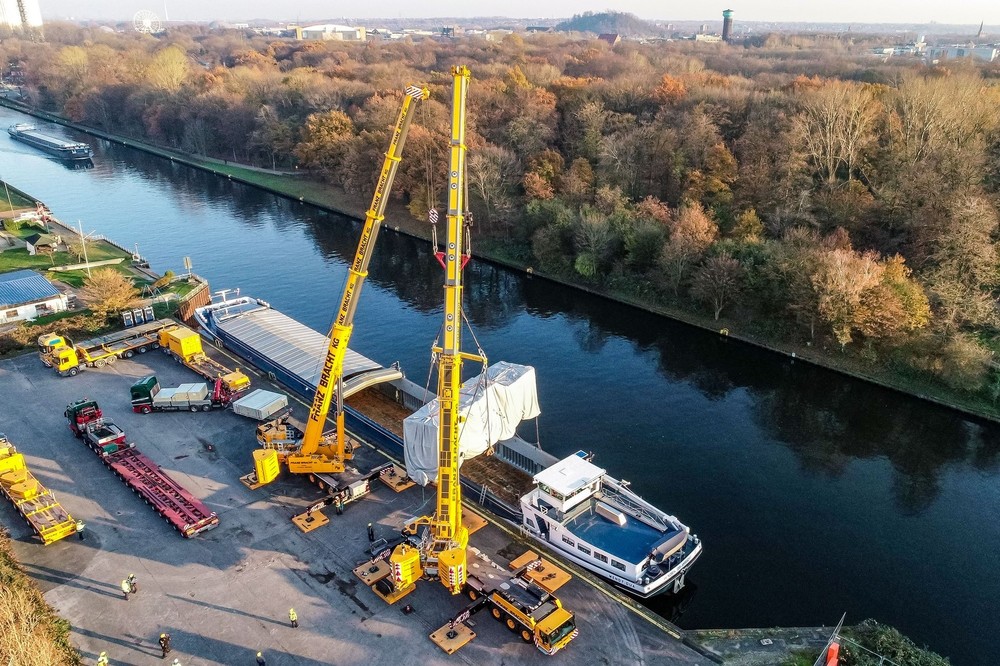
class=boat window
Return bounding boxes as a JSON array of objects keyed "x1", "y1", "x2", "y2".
[
  {"x1": 594, "y1": 552, "x2": 608, "y2": 563},
  {"x1": 561, "y1": 535, "x2": 575, "y2": 547},
  {"x1": 611, "y1": 560, "x2": 626, "y2": 571},
  {"x1": 525, "y1": 517, "x2": 535, "y2": 529},
  {"x1": 577, "y1": 544, "x2": 591, "y2": 556},
  {"x1": 5, "y1": 310, "x2": 17, "y2": 318}
]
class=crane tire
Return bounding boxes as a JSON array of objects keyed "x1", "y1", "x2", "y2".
[
  {"x1": 520, "y1": 629, "x2": 532, "y2": 643},
  {"x1": 491, "y1": 608, "x2": 502, "y2": 621}
]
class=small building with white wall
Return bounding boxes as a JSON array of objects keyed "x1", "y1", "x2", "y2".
[
  {"x1": 0, "y1": 269, "x2": 68, "y2": 323},
  {"x1": 300, "y1": 24, "x2": 366, "y2": 41}
]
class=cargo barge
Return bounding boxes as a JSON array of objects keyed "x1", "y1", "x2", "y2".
[
  {"x1": 64, "y1": 399, "x2": 219, "y2": 537},
  {"x1": 8, "y1": 123, "x2": 93, "y2": 161}
]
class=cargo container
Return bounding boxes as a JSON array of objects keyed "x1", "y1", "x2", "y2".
[{"x1": 232, "y1": 389, "x2": 288, "y2": 420}]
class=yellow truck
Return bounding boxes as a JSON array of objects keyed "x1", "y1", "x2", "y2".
[
  {"x1": 158, "y1": 325, "x2": 251, "y2": 394},
  {"x1": 0, "y1": 435, "x2": 80, "y2": 544},
  {"x1": 38, "y1": 319, "x2": 177, "y2": 376}
]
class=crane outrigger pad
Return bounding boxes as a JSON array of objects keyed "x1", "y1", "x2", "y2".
[
  {"x1": 353, "y1": 559, "x2": 392, "y2": 585},
  {"x1": 462, "y1": 511, "x2": 487, "y2": 536},
  {"x1": 292, "y1": 509, "x2": 329, "y2": 532},
  {"x1": 430, "y1": 622, "x2": 476, "y2": 654},
  {"x1": 378, "y1": 464, "x2": 415, "y2": 493},
  {"x1": 509, "y1": 551, "x2": 572, "y2": 593}
]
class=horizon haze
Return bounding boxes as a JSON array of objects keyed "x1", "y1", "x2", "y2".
[{"x1": 40, "y1": 1, "x2": 999, "y2": 27}]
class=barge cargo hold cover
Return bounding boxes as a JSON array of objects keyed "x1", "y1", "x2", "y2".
[{"x1": 195, "y1": 298, "x2": 401, "y2": 402}]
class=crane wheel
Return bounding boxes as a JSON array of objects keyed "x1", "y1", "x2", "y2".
[
  {"x1": 520, "y1": 629, "x2": 532, "y2": 643},
  {"x1": 505, "y1": 617, "x2": 517, "y2": 632},
  {"x1": 491, "y1": 608, "x2": 502, "y2": 621},
  {"x1": 467, "y1": 589, "x2": 478, "y2": 601}
]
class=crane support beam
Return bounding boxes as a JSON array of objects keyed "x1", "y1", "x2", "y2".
[{"x1": 289, "y1": 84, "x2": 429, "y2": 474}]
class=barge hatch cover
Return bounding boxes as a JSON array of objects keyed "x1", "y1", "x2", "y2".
[{"x1": 212, "y1": 306, "x2": 395, "y2": 395}]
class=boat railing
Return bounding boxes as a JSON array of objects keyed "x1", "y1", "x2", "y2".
[{"x1": 599, "y1": 481, "x2": 674, "y2": 531}]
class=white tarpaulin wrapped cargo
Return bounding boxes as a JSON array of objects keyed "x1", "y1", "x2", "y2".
[
  {"x1": 232, "y1": 389, "x2": 288, "y2": 420},
  {"x1": 404, "y1": 362, "x2": 541, "y2": 486}
]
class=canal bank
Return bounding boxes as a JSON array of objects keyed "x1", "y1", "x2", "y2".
[
  {"x1": 1, "y1": 102, "x2": 993, "y2": 665},
  {"x1": 1, "y1": 97, "x2": 997, "y2": 427}
]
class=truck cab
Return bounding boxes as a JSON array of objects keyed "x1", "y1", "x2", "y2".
[{"x1": 37, "y1": 333, "x2": 69, "y2": 369}]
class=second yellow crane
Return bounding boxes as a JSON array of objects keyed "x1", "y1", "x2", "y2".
[{"x1": 250, "y1": 83, "x2": 429, "y2": 490}]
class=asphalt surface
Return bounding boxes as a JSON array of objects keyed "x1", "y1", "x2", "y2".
[{"x1": 0, "y1": 349, "x2": 711, "y2": 666}]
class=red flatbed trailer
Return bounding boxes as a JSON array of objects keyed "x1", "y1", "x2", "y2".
[{"x1": 65, "y1": 399, "x2": 219, "y2": 537}]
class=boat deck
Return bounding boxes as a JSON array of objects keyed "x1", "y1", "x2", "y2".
[{"x1": 565, "y1": 499, "x2": 683, "y2": 564}]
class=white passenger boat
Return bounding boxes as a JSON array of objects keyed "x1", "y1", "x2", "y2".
[{"x1": 520, "y1": 451, "x2": 702, "y2": 597}]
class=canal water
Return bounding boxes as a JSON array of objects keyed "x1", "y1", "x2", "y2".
[{"x1": 2, "y1": 108, "x2": 997, "y2": 665}]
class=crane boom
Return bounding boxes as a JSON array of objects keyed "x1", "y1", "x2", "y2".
[
  {"x1": 285, "y1": 83, "x2": 429, "y2": 475},
  {"x1": 388, "y1": 65, "x2": 478, "y2": 597}
]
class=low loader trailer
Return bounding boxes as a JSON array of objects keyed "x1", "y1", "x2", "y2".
[
  {"x1": 158, "y1": 325, "x2": 250, "y2": 394},
  {"x1": 38, "y1": 319, "x2": 177, "y2": 376},
  {"x1": 64, "y1": 399, "x2": 219, "y2": 537},
  {"x1": 129, "y1": 375, "x2": 232, "y2": 414},
  {"x1": 0, "y1": 435, "x2": 80, "y2": 544}
]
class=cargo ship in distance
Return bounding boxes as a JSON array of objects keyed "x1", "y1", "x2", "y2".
[
  {"x1": 8, "y1": 123, "x2": 94, "y2": 161},
  {"x1": 194, "y1": 292, "x2": 701, "y2": 597}
]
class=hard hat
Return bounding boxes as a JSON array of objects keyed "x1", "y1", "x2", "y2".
[
  {"x1": 100, "y1": 652, "x2": 107, "y2": 657},
  {"x1": 160, "y1": 633, "x2": 166, "y2": 638},
  {"x1": 257, "y1": 652, "x2": 262, "y2": 657}
]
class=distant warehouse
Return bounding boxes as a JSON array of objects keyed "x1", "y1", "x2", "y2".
[
  {"x1": 299, "y1": 24, "x2": 366, "y2": 41},
  {"x1": 0, "y1": 269, "x2": 68, "y2": 324}
]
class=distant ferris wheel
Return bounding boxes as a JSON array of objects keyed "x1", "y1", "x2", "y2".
[{"x1": 133, "y1": 10, "x2": 162, "y2": 34}]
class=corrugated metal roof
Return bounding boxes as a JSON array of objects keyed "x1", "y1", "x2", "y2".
[
  {"x1": 215, "y1": 308, "x2": 381, "y2": 389},
  {"x1": 0, "y1": 270, "x2": 61, "y2": 307}
]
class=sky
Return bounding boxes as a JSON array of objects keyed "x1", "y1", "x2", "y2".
[{"x1": 40, "y1": 1, "x2": 999, "y2": 25}]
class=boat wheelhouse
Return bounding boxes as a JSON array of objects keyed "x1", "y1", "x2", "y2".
[{"x1": 521, "y1": 451, "x2": 702, "y2": 598}]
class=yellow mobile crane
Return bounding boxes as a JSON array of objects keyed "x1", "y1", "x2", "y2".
[
  {"x1": 387, "y1": 65, "x2": 477, "y2": 599},
  {"x1": 250, "y1": 83, "x2": 429, "y2": 489},
  {"x1": 365, "y1": 65, "x2": 577, "y2": 657}
]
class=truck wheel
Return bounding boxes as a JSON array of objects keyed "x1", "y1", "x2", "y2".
[
  {"x1": 520, "y1": 629, "x2": 532, "y2": 643},
  {"x1": 152, "y1": 343, "x2": 160, "y2": 349},
  {"x1": 202, "y1": 405, "x2": 211, "y2": 412},
  {"x1": 141, "y1": 406, "x2": 151, "y2": 414},
  {"x1": 505, "y1": 617, "x2": 517, "y2": 632},
  {"x1": 94, "y1": 359, "x2": 106, "y2": 368},
  {"x1": 491, "y1": 608, "x2": 502, "y2": 621},
  {"x1": 106, "y1": 356, "x2": 117, "y2": 365},
  {"x1": 190, "y1": 406, "x2": 199, "y2": 412},
  {"x1": 68, "y1": 368, "x2": 78, "y2": 376},
  {"x1": 138, "y1": 346, "x2": 148, "y2": 354},
  {"x1": 123, "y1": 351, "x2": 134, "y2": 359}
]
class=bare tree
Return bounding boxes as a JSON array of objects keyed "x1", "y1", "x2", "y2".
[
  {"x1": 468, "y1": 145, "x2": 520, "y2": 239},
  {"x1": 691, "y1": 253, "x2": 745, "y2": 320}
]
